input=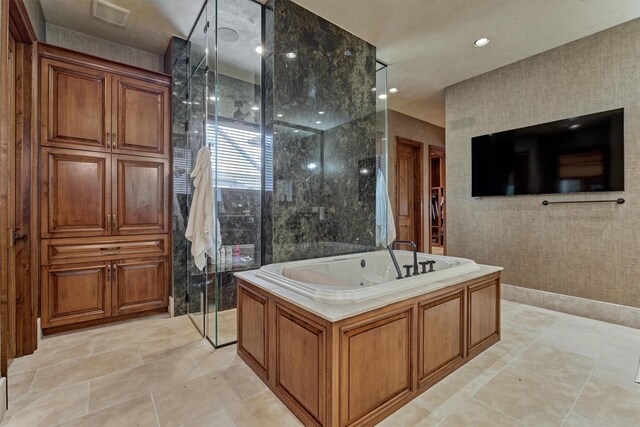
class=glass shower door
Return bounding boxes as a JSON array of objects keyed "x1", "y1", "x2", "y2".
[{"x1": 185, "y1": 2, "x2": 211, "y2": 335}]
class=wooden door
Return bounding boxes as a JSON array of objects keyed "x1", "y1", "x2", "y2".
[
  {"x1": 41, "y1": 148, "x2": 112, "y2": 237},
  {"x1": 395, "y1": 138, "x2": 423, "y2": 250},
  {"x1": 40, "y1": 58, "x2": 111, "y2": 151},
  {"x1": 112, "y1": 257, "x2": 167, "y2": 315},
  {"x1": 112, "y1": 75, "x2": 170, "y2": 157},
  {"x1": 113, "y1": 155, "x2": 169, "y2": 235},
  {"x1": 41, "y1": 261, "x2": 112, "y2": 328}
]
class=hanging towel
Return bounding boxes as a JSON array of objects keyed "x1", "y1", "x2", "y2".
[
  {"x1": 185, "y1": 146, "x2": 222, "y2": 270},
  {"x1": 376, "y1": 169, "x2": 397, "y2": 246}
]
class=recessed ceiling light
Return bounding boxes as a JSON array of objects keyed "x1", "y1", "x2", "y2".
[
  {"x1": 251, "y1": 106, "x2": 260, "y2": 111},
  {"x1": 277, "y1": 113, "x2": 283, "y2": 118},
  {"x1": 217, "y1": 27, "x2": 240, "y2": 43},
  {"x1": 294, "y1": 130, "x2": 299, "y2": 133},
  {"x1": 318, "y1": 111, "x2": 325, "y2": 115},
  {"x1": 378, "y1": 94, "x2": 387, "y2": 100},
  {"x1": 286, "y1": 52, "x2": 297, "y2": 59},
  {"x1": 388, "y1": 87, "x2": 398, "y2": 93},
  {"x1": 474, "y1": 37, "x2": 490, "y2": 47},
  {"x1": 315, "y1": 121, "x2": 321, "y2": 124},
  {"x1": 255, "y1": 45, "x2": 263, "y2": 54}
]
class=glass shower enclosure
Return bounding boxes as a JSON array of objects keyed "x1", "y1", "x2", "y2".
[
  {"x1": 180, "y1": 0, "x2": 263, "y2": 347},
  {"x1": 178, "y1": 0, "x2": 389, "y2": 348}
]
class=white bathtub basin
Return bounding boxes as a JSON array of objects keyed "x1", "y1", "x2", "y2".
[{"x1": 255, "y1": 250, "x2": 481, "y2": 304}]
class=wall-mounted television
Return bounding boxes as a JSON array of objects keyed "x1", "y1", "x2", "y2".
[{"x1": 472, "y1": 108, "x2": 624, "y2": 197}]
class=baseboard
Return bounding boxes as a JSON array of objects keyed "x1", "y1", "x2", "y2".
[
  {"x1": 37, "y1": 317, "x2": 43, "y2": 347},
  {"x1": 0, "y1": 377, "x2": 6, "y2": 421},
  {"x1": 502, "y1": 283, "x2": 640, "y2": 329}
]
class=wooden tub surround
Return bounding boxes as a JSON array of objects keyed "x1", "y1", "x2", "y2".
[{"x1": 236, "y1": 266, "x2": 501, "y2": 427}]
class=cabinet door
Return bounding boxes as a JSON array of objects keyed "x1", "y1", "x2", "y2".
[
  {"x1": 112, "y1": 75, "x2": 170, "y2": 157},
  {"x1": 112, "y1": 257, "x2": 168, "y2": 315},
  {"x1": 41, "y1": 58, "x2": 111, "y2": 151},
  {"x1": 41, "y1": 148, "x2": 111, "y2": 238},
  {"x1": 113, "y1": 155, "x2": 169, "y2": 235},
  {"x1": 41, "y1": 261, "x2": 112, "y2": 328},
  {"x1": 467, "y1": 278, "x2": 500, "y2": 357}
]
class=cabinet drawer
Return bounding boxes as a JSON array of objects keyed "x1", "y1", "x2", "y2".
[{"x1": 42, "y1": 235, "x2": 169, "y2": 265}]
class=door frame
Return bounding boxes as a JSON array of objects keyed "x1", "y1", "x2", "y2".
[
  {"x1": 394, "y1": 137, "x2": 424, "y2": 252},
  {"x1": 428, "y1": 145, "x2": 446, "y2": 254},
  {"x1": 0, "y1": 0, "x2": 39, "y2": 374}
]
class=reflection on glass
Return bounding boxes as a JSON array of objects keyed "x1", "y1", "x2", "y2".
[{"x1": 207, "y1": 0, "x2": 263, "y2": 347}]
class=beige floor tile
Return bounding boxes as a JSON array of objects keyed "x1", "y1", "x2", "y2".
[
  {"x1": 567, "y1": 377, "x2": 640, "y2": 427},
  {"x1": 58, "y1": 395, "x2": 159, "y2": 427},
  {"x1": 465, "y1": 342, "x2": 521, "y2": 377},
  {"x1": 501, "y1": 307, "x2": 560, "y2": 333},
  {"x1": 508, "y1": 343, "x2": 596, "y2": 389},
  {"x1": 88, "y1": 354, "x2": 202, "y2": 413},
  {"x1": 591, "y1": 345, "x2": 640, "y2": 391},
  {"x1": 92, "y1": 323, "x2": 184, "y2": 355},
  {"x1": 152, "y1": 363, "x2": 267, "y2": 426},
  {"x1": 533, "y1": 325, "x2": 607, "y2": 359},
  {"x1": 413, "y1": 364, "x2": 493, "y2": 418},
  {"x1": 185, "y1": 390, "x2": 302, "y2": 427},
  {"x1": 7, "y1": 370, "x2": 37, "y2": 403},
  {"x1": 192, "y1": 344, "x2": 243, "y2": 376},
  {"x1": 377, "y1": 402, "x2": 441, "y2": 427},
  {"x1": 0, "y1": 382, "x2": 89, "y2": 427},
  {"x1": 8, "y1": 341, "x2": 93, "y2": 375},
  {"x1": 139, "y1": 332, "x2": 204, "y2": 364},
  {"x1": 438, "y1": 398, "x2": 521, "y2": 427},
  {"x1": 29, "y1": 348, "x2": 143, "y2": 395},
  {"x1": 499, "y1": 322, "x2": 541, "y2": 351},
  {"x1": 473, "y1": 365, "x2": 580, "y2": 426}
]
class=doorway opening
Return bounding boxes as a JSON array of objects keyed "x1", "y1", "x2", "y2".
[
  {"x1": 394, "y1": 137, "x2": 423, "y2": 251},
  {"x1": 429, "y1": 145, "x2": 445, "y2": 254}
]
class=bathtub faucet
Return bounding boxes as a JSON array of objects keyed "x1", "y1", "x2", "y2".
[{"x1": 388, "y1": 240, "x2": 420, "y2": 278}]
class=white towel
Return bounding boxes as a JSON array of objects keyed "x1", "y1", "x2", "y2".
[
  {"x1": 185, "y1": 146, "x2": 222, "y2": 270},
  {"x1": 376, "y1": 169, "x2": 396, "y2": 246}
]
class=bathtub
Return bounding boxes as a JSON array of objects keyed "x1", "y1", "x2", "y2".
[{"x1": 255, "y1": 250, "x2": 480, "y2": 304}]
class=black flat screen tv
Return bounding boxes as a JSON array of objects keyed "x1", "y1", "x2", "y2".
[{"x1": 472, "y1": 108, "x2": 624, "y2": 197}]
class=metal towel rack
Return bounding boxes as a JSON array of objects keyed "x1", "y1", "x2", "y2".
[{"x1": 541, "y1": 198, "x2": 625, "y2": 206}]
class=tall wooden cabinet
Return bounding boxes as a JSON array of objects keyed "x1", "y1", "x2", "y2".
[{"x1": 38, "y1": 44, "x2": 171, "y2": 332}]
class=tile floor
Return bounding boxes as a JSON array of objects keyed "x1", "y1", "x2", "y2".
[{"x1": 3, "y1": 300, "x2": 640, "y2": 426}]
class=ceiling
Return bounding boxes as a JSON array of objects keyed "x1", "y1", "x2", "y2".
[
  {"x1": 40, "y1": 0, "x2": 640, "y2": 127},
  {"x1": 293, "y1": 0, "x2": 640, "y2": 127}
]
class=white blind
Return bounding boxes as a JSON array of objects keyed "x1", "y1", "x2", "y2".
[{"x1": 208, "y1": 122, "x2": 264, "y2": 190}]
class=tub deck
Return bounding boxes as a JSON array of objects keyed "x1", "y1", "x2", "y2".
[{"x1": 235, "y1": 266, "x2": 501, "y2": 427}]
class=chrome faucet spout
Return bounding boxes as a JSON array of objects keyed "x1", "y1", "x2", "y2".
[
  {"x1": 387, "y1": 245, "x2": 404, "y2": 280},
  {"x1": 390, "y1": 240, "x2": 419, "y2": 276}
]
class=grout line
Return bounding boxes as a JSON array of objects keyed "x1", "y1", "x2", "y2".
[
  {"x1": 560, "y1": 352, "x2": 600, "y2": 426},
  {"x1": 150, "y1": 393, "x2": 162, "y2": 427},
  {"x1": 474, "y1": 397, "x2": 523, "y2": 424}
]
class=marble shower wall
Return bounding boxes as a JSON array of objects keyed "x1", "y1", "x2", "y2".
[{"x1": 269, "y1": 0, "x2": 378, "y2": 262}]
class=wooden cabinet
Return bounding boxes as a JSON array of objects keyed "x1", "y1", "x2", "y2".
[
  {"x1": 40, "y1": 59, "x2": 111, "y2": 151},
  {"x1": 113, "y1": 155, "x2": 169, "y2": 235},
  {"x1": 41, "y1": 148, "x2": 111, "y2": 238},
  {"x1": 41, "y1": 261, "x2": 112, "y2": 328},
  {"x1": 112, "y1": 76, "x2": 170, "y2": 157},
  {"x1": 237, "y1": 271, "x2": 502, "y2": 427},
  {"x1": 112, "y1": 257, "x2": 168, "y2": 316},
  {"x1": 418, "y1": 290, "x2": 465, "y2": 388},
  {"x1": 40, "y1": 236, "x2": 169, "y2": 329},
  {"x1": 40, "y1": 57, "x2": 169, "y2": 157},
  {"x1": 38, "y1": 44, "x2": 171, "y2": 333}
]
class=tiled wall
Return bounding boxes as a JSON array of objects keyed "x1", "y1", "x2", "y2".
[
  {"x1": 445, "y1": 18, "x2": 640, "y2": 309},
  {"x1": 46, "y1": 23, "x2": 163, "y2": 72},
  {"x1": 269, "y1": 0, "x2": 378, "y2": 262}
]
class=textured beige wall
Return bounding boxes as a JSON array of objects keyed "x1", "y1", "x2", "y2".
[
  {"x1": 445, "y1": 19, "x2": 640, "y2": 309},
  {"x1": 387, "y1": 110, "x2": 445, "y2": 250},
  {"x1": 46, "y1": 23, "x2": 163, "y2": 72}
]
